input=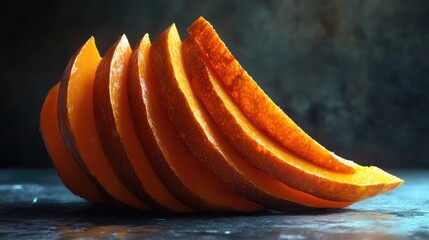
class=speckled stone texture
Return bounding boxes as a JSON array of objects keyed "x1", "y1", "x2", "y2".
[
  {"x1": 0, "y1": 169, "x2": 427, "y2": 239},
  {"x1": 1, "y1": 0, "x2": 428, "y2": 168}
]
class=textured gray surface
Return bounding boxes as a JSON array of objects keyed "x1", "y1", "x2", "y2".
[
  {"x1": 1, "y1": 0, "x2": 429, "y2": 168},
  {"x1": 0, "y1": 169, "x2": 427, "y2": 239}
]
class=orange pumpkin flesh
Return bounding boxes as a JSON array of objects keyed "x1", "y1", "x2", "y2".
[
  {"x1": 153, "y1": 25, "x2": 354, "y2": 211},
  {"x1": 40, "y1": 83, "x2": 104, "y2": 203},
  {"x1": 57, "y1": 37, "x2": 150, "y2": 210},
  {"x1": 93, "y1": 35, "x2": 176, "y2": 210},
  {"x1": 126, "y1": 34, "x2": 194, "y2": 212},
  {"x1": 184, "y1": 37, "x2": 403, "y2": 202},
  {"x1": 40, "y1": 18, "x2": 403, "y2": 212},
  {"x1": 188, "y1": 16, "x2": 355, "y2": 174},
  {"x1": 127, "y1": 30, "x2": 262, "y2": 212}
]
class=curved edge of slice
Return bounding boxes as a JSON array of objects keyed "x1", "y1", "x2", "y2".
[
  {"x1": 184, "y1": 37, "x2": 404, "y2": 202},
  {"x1": 188, "y1": 16, "x2": 355, "y2": 174},
  {"x1": 151, "y1": 24, "x2": 263, "y2": 212},
  {"x1": 156, "y1": 25, "x2": 353, "y2": 211},
  {"x1": 57, "y1": 37, "x2": 115, "y2": 205},
  {"x1": 128, "y1": 27, "x2": 261, "y2": 213},
  {"x1": 57, "y1": 36, "x2": 150, "y2": 210},
  {"x1": 93, "y1": 34, "x2": 166, "y2": 210},
  {"x1": 129, "y1": 38, "x2": 204, "y2": 213},
  {"x1": 40, "y1": 83, "x2": 104, "y2": 204},
  {"x1": 125, "y1": 34, "x2": 193, "y2": 212}
]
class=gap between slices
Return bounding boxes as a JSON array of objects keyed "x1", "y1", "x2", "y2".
[
  {"x1": 184, "y1": 37, "x2": 404, "y2": 202},
  {"x1": 40, "y1": 83, "x2": 104, "y2": 203},
  {"x1": 129, "y1": 31, "x2": 261, "y2": 212},
  {"x1": 57, "y1": 37, "x2": 151, "y2": 210},
  {"x1": 188, "y1": 16, "x2": 355, "y2": 174},
  {"x1": 156, "y1": 24, "x2": 355, "y2": 211}
]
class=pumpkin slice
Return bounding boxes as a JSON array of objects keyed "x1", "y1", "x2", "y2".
[
  {"x1": 93, "y1": 34, "x2": 178, "y2": 211},
  {"x1": 154, "y1": 24, "x2": 353, "y2": 211},
  {"x1": 184, "y1": 37, "x2": 403, "y2": 202},
  {"x1": 128, "y1": 31, "x2": 262, "y2": 212},
  {"x1": 40, "y1": 83, "x2": 104, "y2": 203},
  {"x1": 57, "y1": 37, "x2": 150, "y2": 210},
  {"x1": 127, "y1": 35, "x2": 193, "y2": 213},
  {"x1": 188, "y1": 17, "x2": 354, "y2": 174}
]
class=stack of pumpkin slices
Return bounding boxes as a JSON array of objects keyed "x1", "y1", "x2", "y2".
[{"x1": 40, "y1": 17, "x2": 403, "y2": 213}]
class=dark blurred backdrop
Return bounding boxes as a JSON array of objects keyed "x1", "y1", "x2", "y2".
[{"x1": 1, "y1": 0, "x2": 428, "y2": 168}]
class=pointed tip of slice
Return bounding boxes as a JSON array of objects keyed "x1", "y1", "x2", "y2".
[
  {"x1": 169, "y1": 23, "x2": 179, "y2": 36},
  {"x1": 354, "y1": 165, "x2": 404, "y2": 199},
  {"x1": 117, "y1": 34, "x2": 130, "y2": 47},
  {"x1": 142, "y1": 33, "x2": 150, "y2": 41},
  {"x1": 189, "y1": 16, "x2": 211, "y2": 32},
  {"x1": 79, "y1": 36, "x2": 100, "y2": 58},
  {"x1": 187, "y1": 14, "x2": 359, "y2": 175},
  {"x1": 168, "y1": 23, "x2": 177, "y2": 32},
  {"x1": 119, "y1": 34, "x2": 128, "y2": 41},
  {"x1": 156, "y1": 24, "x2": 180, "y2": 45}
]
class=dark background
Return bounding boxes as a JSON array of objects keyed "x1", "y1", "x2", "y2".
[{"x1": 1, "y1": 0, "x2": 428, "y2": 168}]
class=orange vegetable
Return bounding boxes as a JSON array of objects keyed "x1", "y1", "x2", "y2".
[
  {"x1": 155, "y1": 25, "x2": 353, "y2": 211},
  {"x1": 124, "y1": 34, "x2": 193, "y2": 212},
  {"x1": 94, "y1": 34, "x2": 181, "y2": 210},
  {"x1": 40, "y1": 83, "x2": 104, "y2": 203},
  {"x1": 128, "y1": 30, "x2": 262, "y2": 212},
  {"x1": 184, "y1": 37, "x2": 403, "y2": 202},
  {"x1": 57, "y1": 37, "x2": 150, "y2": 210},
  {"x1": 188, "y1": 17, "x2": 355, "y2": 174},
  {"x1": 40, "y1": 17, "x2": 403, "y2": 212}
]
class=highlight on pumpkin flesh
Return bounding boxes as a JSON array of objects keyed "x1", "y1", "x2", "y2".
[
  {"x1": 188, "y1": 16, "x2": 355, "y2": 174},
  {"x1": 93, "y1": 34, "x2": 176, "y2": 211},
  {"x1": 57, "y1": 36, "x2": 151, "y2": 210},
  {"x1": 40, "y1": 17, "x2": 403, "y2": 212},
  {"x1": 154, "y1": 24, "x2": 355, "y2": 211},
  {"x1": 183, "y1": 37, "x2": 403, "y2": 202},
  {"x1": 144, "y1": 25, "x2": 264, "y2": 212}
]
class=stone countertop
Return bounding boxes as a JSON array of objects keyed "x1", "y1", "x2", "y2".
[{"x1": 0, "y1": 169, "x2": 427, "y2": 239}]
